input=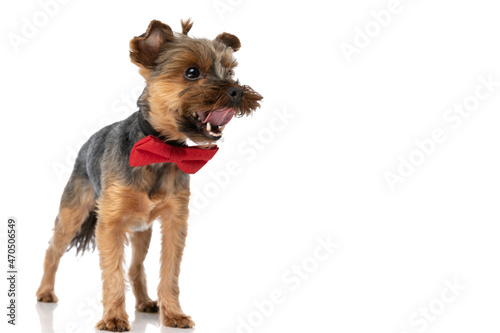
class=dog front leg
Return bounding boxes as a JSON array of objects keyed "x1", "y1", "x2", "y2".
[
  {"x1": 157, "y1": 195, "x2": 195, "y2": 328},
  {"x1": 95, "y1": 200, "x2": 130, "y2": 332}
]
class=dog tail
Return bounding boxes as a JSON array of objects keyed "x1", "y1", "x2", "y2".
[{"x1": 67, "y1": 210, "x2": 98, "y2": 255}]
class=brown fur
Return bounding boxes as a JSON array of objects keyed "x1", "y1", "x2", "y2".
[
  {"x1": 93, "y1": 178, "x2": 191, "y2": 330},
  {"x1": 37, "y1": 18, "x2": 262, "y2": 331},
  {"x1": 215, "y1": 32, "x2": 241, "y2": 51},
  {"x1": 36, "y1": 177, "x2": 95, "y2": 302},
  {"x1": 142, "y1": 36, "x2": 261, "y2": 144},
  {"x1": 181, "y1": 18, "x2": 193, "y2": 36},
  {"x1": 129, "y1": 228, "x2": 157, "y2": 312}
]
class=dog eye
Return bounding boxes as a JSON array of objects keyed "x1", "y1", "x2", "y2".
[{"x1": 185, "y1": 67, "x2": 201, "y2": 80}]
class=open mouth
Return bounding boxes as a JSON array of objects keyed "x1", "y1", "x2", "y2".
[{"x1": 188, "y1": 107, "x2": 235, "y2": 140}]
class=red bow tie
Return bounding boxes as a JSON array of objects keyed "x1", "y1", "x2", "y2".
[{"x1": 129, "y1": 135, "x2": 218, "y2": 174}]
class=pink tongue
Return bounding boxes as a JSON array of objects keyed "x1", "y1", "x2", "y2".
[{"x1": 198, "y1": 108, "x2": 235, "y2": 126}]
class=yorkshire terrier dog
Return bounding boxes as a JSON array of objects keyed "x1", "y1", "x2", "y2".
[{"x1": 36, "y1": 19, "x2": 262, "y2": 331}]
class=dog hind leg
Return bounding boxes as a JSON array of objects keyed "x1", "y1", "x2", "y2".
[
  {"x1": 129, "y1": 227, "x2": 158, "y2": 312},
  {"x1": 36, "y1": 175, "x2": 96, "y2": 302}
]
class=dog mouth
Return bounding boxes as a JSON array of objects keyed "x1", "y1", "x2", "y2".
[{"x1": 188, "y1": 107, "x2": 235, "y2": 140}]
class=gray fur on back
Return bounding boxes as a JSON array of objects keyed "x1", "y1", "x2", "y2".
[{"x1": 74, "y1": 111, "x2": 143, "y2": 196}]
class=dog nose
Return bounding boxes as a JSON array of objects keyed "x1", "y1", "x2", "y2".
[{"x1": 227, "y1": 86, "x2": 243, "y2": 104}]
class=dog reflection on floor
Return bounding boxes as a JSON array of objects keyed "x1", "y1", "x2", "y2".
[{"x1": 36, "y1": 302, "x2": 189, "y2": 333}]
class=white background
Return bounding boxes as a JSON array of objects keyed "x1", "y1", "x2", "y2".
[{"x1": 1, "y1": 0, "x2": 500, "y2": 332}]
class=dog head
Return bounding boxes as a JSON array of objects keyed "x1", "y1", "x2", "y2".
[{"x1": 130, "y1": 19, "x2": 263, "y2": 144}]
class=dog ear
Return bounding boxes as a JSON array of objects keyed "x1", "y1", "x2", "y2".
[
  {"x1": 130, "y1": 20, "x2": 174, "y2": 69},
  {"x1": 215, "y1": 32, "x2": 241, "y2": 52}
]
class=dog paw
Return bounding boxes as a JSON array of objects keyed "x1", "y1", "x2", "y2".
[
  {"x1": 96, "y1": 317, "x2": 130, "y2": 332},
  {"x1": 36, "y1": 290, "x2": 58, "y2": 303},
  {"x1": 136, "y1": 300, "x2": 159, "y2": 313},
  {"x1": 161, "y1": 313, "x2": 195, "y2": 328}
]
